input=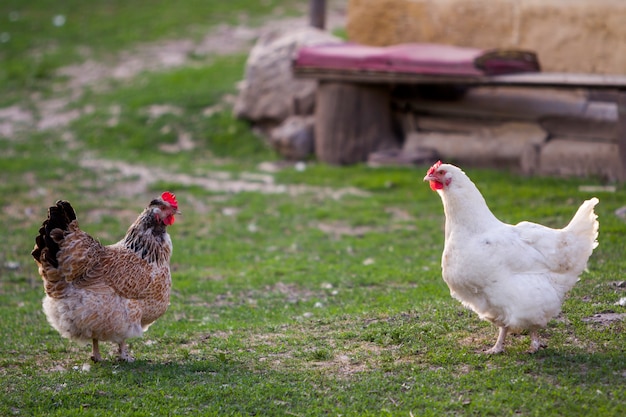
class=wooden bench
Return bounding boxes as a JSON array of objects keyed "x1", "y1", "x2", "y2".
[{"x1": 293, "y1": 53, "x2": 626, "y2": 181}]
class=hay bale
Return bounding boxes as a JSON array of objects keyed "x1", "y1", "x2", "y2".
[{"x1": 346, "y1": 0, "x2": 626, "y2": 74}]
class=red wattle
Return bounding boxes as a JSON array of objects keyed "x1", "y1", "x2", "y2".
[{"x1": 430, "y1": 180, "x2": 443, "y2": 191}]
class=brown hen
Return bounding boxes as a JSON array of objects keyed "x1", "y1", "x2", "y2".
[{"x1": 32, "y1": 192, "x2": 179, "y2": 362}]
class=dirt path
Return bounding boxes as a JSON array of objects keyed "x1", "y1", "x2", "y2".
[
  {"x1": 79, "y1": 157, "x2": 369, "y2": 199},
  {"x1": 2, "y1": 3, "x2": 358, "y2": 198},
  {"x1": 59, "y1": 6, "x2": 348, "y2": 94},
  {"x1": 1, "y1": 3, "x2": 347, "y2": 138}
]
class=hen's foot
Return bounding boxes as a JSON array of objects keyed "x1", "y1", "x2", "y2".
[
  {"x1": 117, "y1": 342, "x2": 135, "y2": 362},
  {"x1": 483, "y1": 346, "x2": 504, "y2": 354},
  {"x1": 90, "y1": 339, "x2": 103, "y2": 362},
  {"x1": 527, "y1": 331, "x2": 547, "y2": 354},
  {"x1": 483, "y1": 326, "x2": 508, "y2": 354}
]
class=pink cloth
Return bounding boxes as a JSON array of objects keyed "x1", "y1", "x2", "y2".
[{"x1": 294, "y1": 43, "x2": 540, "y2": 76}]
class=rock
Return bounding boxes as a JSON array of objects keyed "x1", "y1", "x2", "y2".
[
  {"x1": 615, "y1": 207, "x2": 626, "y2": 220},
  {"x1": 234, "y1": 27, "x2": 341, "y2": 123},
  {"x1": 268, "y1": 115, "x2": 315, "y2": 160},
  {"x1": 403, "y1": 121, "x2": 547, "y2": 171},
  {"x1": 537, "y1": 138, "x2": 623, "y2": 181},
  {"x1": 367, "y1": 148, "x2": 438, "y2": 167},
  {"x1": 581, "y1": 313, "x2": 626, "y2": 325}
]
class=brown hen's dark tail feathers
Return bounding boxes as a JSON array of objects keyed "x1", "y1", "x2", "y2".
[{"x1": 31, "y1": 200, "x2": 77, "y2": 268}]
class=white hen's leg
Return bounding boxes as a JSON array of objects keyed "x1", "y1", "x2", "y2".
[
  {"x1": 117, "y1": 341, "x2": 134, "y2": 362},
  {"x1": 91, "y1": 339, "x2": 103, "y2": 362},
  {"x1": 528, "y1": 330, "x2": 547, "y2": 353},
  {"x1": 485, "y1": 326, "x2": 508, "y2": 354}
]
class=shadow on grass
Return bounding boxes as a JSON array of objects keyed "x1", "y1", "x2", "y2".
[
  {"x1": 531, "y1": 349, "x2": 626, "y2": 385},
  {"x1": 5, "y1": 346, "x2": 626, "y2": 416}
]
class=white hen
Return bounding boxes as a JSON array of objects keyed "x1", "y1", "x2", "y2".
[{"x1": 424, "y1": 161, "x2": 599, "y2": 353}]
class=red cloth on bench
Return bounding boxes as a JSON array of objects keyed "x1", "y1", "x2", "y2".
[{"x1": 294, "y1": 43, "x2": 540, "y2": 76}]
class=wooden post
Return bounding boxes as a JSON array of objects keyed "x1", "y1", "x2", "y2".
[
  {"x1": 315, "y1": 82, "x2": 398, "y2": 165},
  {"x1": 309, "y1": 0, "x2": 326, "y2": 29},
  {"x1": 618, "y1": 89, "x2": 626, "y2": 181}
]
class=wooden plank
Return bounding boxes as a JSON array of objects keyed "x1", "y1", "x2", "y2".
[
  {"x1": 294, "y1": 67, "x2": 491, "y2": 85},
  {"x1": 415, "y1": 116, "x2": 505, "y2": 133},
  {"x1": 315, "y1": 82, "x2": 398, "y2": 165},
  {"x1": 294, "y1": 63, "x2": 626, "y2": 180},
  {"x1": 481, "y1": 73, "x2": 626, "y2": 89},
  {"x1": 309, "y1": 0, "x2": 326, "y2": 29},
  {"x1": 618, "y1": 90, "x2": 626, "y2": 180},
  {"x1": 402, "y1": 86, "x2": 590, "y2": 121},
  {"x1": 294, "y1": 67, "x2": 626, "y2": 89},
  {"x1": 539, "y1": 116, "x2": 617, "y2": 142},
  {"x1": 588, "y1": 90, "x2": 624, "y2": 102}
]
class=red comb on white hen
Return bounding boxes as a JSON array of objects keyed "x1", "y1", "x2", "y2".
[{"x1": 424, "y1": 162, "x2": 599, "y2": 354}]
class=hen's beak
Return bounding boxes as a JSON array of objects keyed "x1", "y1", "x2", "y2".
[{"x1": 423, "y1": 173, "x2": 436, "y2": 182}]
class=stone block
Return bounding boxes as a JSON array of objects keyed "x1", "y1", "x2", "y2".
[
  {"x1": 268, "y1": 115, "x2": 315, "y2": 160},
  {"x1": 537, "y1": 138, "x2": 623, "y2": 181},
  {"x1": 403, "y1": 121, "x2": 547, "y2": 170},
  {"x1": 234, "y1": 27, "x2": 341, "y2": 123}
]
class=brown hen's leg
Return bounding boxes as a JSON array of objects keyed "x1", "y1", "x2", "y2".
[
  {"x1": 91, "y1": 339, "x2": 103, "y2": 362},
  {"x1": 117, "y1": 341, "x2": 134, "y2": 362},
  {"x1": 484, "y1": 326, "x2": 508, "y2": 354},
  {"x1": 528, "y1": 330, "x2": 547, "y2": 353}
]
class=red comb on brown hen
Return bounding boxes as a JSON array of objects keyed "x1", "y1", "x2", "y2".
[{"x1": 161, "y1": 191, "x2": 178, "y2": 210}]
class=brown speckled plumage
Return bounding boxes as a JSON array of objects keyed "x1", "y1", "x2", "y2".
[{"x1": 32, "y1": 193, "x2": 178, "y2": 362}]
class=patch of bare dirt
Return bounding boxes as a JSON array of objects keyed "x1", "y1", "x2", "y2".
[
  {"x1": 385, "y1": 207, "x2": 415, "y2": 222},
  {"x1": 57, "y1": 10, "x2": 347, "y2": 94},
  {"x1": 581, "y1": 313, "x2": 626, "y2": 326},
  {"x1": 204, "y1": 281, "x2": 322, "y2": 310},
  {"x1": 0, "y1": 105, "x2": 34, "y2": 138},
  {"x1": 0, "y1": 2, "x2": 347, "y2": 139},
  {"x1": 1, "y1": 4, "x2": 361, "y2": 202},
  {"x1": 78, "y1": 157, "x2": 369, "y2": 199},
  {"x1": 248, "y1": 326, "x2": 401, "y2": 378},
  {"x1": 307, "y1": 342, "x2": 388, "y2": 376},
  {"x1": 316, "y1": 218, "x2": 416, "y2": 239},
  {"x1": 0, "y1": 3, "x2": 366, "y2": 217},
  {"x1": 316, "y1": 222, "x2": 378, "y2": 238}
]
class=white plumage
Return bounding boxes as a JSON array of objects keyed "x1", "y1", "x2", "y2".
[{"x1": 424, "y1": 162, "x2": 599, "y2": 353}]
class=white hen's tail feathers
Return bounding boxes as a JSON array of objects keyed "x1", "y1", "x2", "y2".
[
  {"x1": 564, "y1": 197, "x2": 599, "y2": 252},
  {"x1": 550, "y1": 197, "x2": 599, "y2": 293}
]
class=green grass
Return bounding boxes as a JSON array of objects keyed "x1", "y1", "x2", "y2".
[
  {"x1": 1, "y1": 1, "x2": 626, "y2": 416},
  {"x1": 0, "y1": 0, "x2": 302, "y2": 103}
]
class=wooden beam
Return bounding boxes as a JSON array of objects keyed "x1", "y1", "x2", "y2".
[
  {"x1": 294, "y1": 67, "x2": 626, "y2": 90},
  {"x1": 294, "y1": 59, "x2": 626, "y2": 179},
  {"x1": 315, "y1": 82, "x2": 398, "y2": 164},
  {"x1": 309, "y1": 0, "x2": 326, "y2": 29},
  {"x1": 618, "y1": 90, "x2": 626, "y2": 181}
]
